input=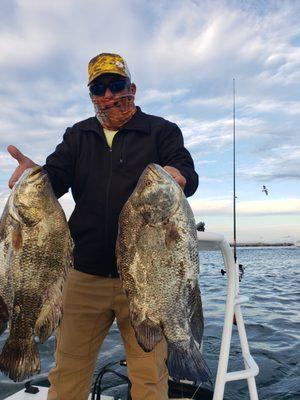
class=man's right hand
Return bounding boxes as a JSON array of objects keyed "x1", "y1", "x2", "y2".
[{"x1": 7, "y1": 145, "x2": 37, "y2": 189}]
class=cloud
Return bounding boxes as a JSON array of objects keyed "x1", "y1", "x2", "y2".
[
  {"x1": 198, "y1": 159, "x2": 218, "y2": 165},
  {"x1": 164, "y1": 114, "x2": 266, "y2": 153},
  {"x1": 187, "y1": 96, "x2": 232, "y2": 109},
  {"x1": 188, "y1": 94, "x2": 300, "y2": 116},
  {"x1": 139, "y1": 88, "x2": 190, "y2": 104},
  {"x1": 240, "y1": 145, "x2": 300, "y2": 181},
  {"x1": 241, "y1": 98, "x2": 300, "y2": 116},
  {"x1": 0, "y1": 152, "x2": 17, "y2": 171},
  {"x1": 190, "y1": 198, "x2": 300, "y2": 216},
  {"x1": 1, "y1": 0, "x2": 299, "y2": 86},
  {"x1": 0, "y1": 0, "x2": 300, "y2": 241}
]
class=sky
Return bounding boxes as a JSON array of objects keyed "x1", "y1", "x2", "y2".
[{"x1": 0, "y1": 0, "x2": 299, "y2": 243}]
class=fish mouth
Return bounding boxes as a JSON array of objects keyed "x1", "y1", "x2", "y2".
[
  {"x1": 14, "y1": 166, "x2": 43, "y2": 186},
  {"x1": 145, "y1": 164, "x2": 176, "y2": 185},
  {"x1": 29, "y1": 166, "x2": 43, "y2": 177},
  {"x1": 9, "y1": 166, "x2": 47, "y2": 225},
  {"x1": 27, "y1": 166, "x2": 47, "y2": 184},
  {"x1": 11, "y1": 166, "x2": 47, "y2": 204},
  {"x1": 146, "y1": 164, "x2": 164, "y2": 179}
]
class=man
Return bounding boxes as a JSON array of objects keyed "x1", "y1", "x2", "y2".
[{"x1": 8, "y1": 53, "x2": 198, "y2": 400}]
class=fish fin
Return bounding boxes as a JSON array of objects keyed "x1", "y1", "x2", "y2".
[
  {"x1": 35, "y1": 277, "x2": 64, "y2": 343},
  {"x1": 35, "y1": 301, "x2": 62, "y2": 343},
  {"x1": 11, "y1": 224, "x2": 23, "y2": 251},
  {"x1": 0, "y1": 335, "x2": 40, "y2": 382},
  {"x1": 0, "y1": 295, "x2": 9, "y2": 336},
  {"x1": 0, "y1": 201, "x2": 10, "y2": 241},
  {"x1": 167, "y1": 340, "x2": 211, "y2": 383},
  {"x1": 133, "y1": 318, "x2": 163, "y2": 352},
  {"x1": 189, "y1": 287, "x2": 204, "y2": 345},
  {"x1": 164, "y1": 221, "x2": 181, "y2": 247}
]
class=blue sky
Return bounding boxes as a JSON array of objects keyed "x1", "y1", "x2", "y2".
[{"x1": 0, "y1": 0, "x2": 299, "y2": 243}]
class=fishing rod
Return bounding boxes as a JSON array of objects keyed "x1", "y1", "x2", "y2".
[
  {"x1": 232, "y1": 79, "x2": 244, "y2": 284},
  {"x1": 233, "y1": 78, "x2": 237, "y2": 264},
  {"x1": 221, "y1": 79, "x2": 240, "y2": 278}
]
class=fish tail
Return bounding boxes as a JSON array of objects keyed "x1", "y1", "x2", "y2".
[
  {"x1": 0, "y1": 295, "x2": 9, "y2": 336},
  {"x1": 0, "y1": 334, "x2": 40, "y2": 382},
  {"x1": 167, "y1": 340, "x2": 212, "y2": 383}
]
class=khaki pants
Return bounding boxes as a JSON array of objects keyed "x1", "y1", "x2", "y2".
[{"x1": 48, "y1": 269, "x2": 169, "y2": 400}]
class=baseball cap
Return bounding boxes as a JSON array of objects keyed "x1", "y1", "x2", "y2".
[{"x1": 87, "y1": 53, "x2": 131, "y2": 85}]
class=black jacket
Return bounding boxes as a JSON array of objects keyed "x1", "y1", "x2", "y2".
[{"x1": 43, "y1": 106, "x2": 198, "y2": 277}]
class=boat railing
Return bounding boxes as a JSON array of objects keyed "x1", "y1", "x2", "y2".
[{"x1": 198, "y1": 231, "x2": 259, "y2": 400}]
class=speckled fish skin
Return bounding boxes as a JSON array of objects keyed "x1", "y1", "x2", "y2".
[
  {"x1": 0, "y1": 166, "x2": 73, "y2": 382},
  {"x1": 116, "y1": 163, "x2": 211, "y2": 383}
]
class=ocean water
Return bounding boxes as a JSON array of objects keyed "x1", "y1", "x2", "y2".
[{"x1": 0, "y1": 247, "x2": 299, "y2": 399}]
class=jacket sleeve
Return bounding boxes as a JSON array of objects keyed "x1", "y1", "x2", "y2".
[
  {"x1": 42, "y1": 128, "x2": 75, "y2": 198},
  {"x1": 158, "y1": 122, "x2": 199, "y2": 197}
]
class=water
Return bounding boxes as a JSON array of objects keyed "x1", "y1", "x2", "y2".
[{"x1": 1, "y1": 247, "x2": 299, "y2": 399}]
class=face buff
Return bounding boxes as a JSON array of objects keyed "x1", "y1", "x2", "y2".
[{"x1": 92, "y1": 92, "x2": 136, "y2": 130}]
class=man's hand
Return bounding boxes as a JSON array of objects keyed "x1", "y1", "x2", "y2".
[
  {"x1": 163, "y1": 166, "x2": 186, "y2": 190},
  {"x1": 7, "y1": 145, "x2": 37, "y2": 189}
]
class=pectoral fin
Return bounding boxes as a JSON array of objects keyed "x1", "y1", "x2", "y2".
[
  {"x1": 11, "y1": 225, "x2": 23, "y2": 251},
  {"x1": 133, "y1": 317, "x2": 163, "y2": 352},
  {"x1": 165, "y1": 221, "x2": 180, "y2": 247}
]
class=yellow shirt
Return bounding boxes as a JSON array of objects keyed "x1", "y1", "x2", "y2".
[{"x1": 103, "y1": 128, "x2": 118, "y2": 148}]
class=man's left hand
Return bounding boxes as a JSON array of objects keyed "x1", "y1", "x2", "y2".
[{"x1": 163, "y1": 166, "x2": 186, "y2": 190}]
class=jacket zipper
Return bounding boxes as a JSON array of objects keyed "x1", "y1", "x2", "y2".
[
  {"x1": 119, "y1": 133, "x2": 125, "y2": 165},
  {"x1": 104, "y1": 145, "x2": 113, "y2": 277},
  {"x1": 104, "y1": 130, "x2": 125, "y2": 277},
  {"x1": 104, "y1": 127, "x2": 125, "y2": 277}
]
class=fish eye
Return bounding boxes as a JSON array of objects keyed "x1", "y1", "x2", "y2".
[
  {"x1": 36, "y1": 184, "x2": 43, "y2": 190},
  {"x1": 145, "y1": 180, "x2": 152, "y2": 187}
]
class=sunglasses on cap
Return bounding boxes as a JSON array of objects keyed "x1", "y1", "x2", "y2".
[{"x1": 89, "y1": 79, "x2": 130, "y2": 97}]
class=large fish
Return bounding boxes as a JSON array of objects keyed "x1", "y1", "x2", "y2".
[
  {"x1": 0, "y1": 166, "x2": 73, "y2": 381},
  {"x1": 116, "y1": 163, "x2": 211, "y2": 383}
]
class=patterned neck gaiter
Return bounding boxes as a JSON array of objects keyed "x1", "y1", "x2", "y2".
[{"x1": 92, "y1": 93, "x2": 136, "y2": 130}]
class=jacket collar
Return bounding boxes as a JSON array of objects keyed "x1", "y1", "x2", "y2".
[{"x1": 81, "y1": 106, "x2": 150, "y2": 134}]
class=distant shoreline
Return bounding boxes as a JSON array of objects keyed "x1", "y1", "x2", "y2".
[{"x1": 229, "y1": 243, "x2": 298, "y2": 247}]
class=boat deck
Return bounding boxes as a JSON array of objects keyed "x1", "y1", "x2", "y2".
[
  {"x1": 5, "y1": 386, "x2": 190, "y2": 400},
  {"x1": 5, "y1": 386, "x2": 113, "y2": 400}
]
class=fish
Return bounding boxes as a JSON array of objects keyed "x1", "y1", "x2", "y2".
[
  {"x1": 0, "y1": 166, "x2": 73, "y2": 381},
  {"x1": 116, "y1": 163, "x2": 211, "y2": 383}
]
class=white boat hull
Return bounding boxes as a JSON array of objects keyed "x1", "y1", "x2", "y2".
[{"x1": 4, "y1": 386, "x2": 114, "y2": 400}]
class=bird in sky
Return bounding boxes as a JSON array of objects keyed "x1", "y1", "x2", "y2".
[{"x1": 262, "y1": 185, "x2": 268, "y2": 195}]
